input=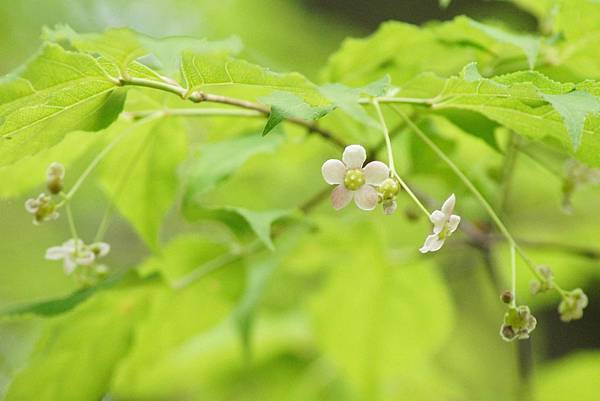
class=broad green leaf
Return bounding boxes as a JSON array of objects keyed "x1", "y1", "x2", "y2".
[
  {"x1": 3, "y1": 284, "x2": 153, "y2": 401},
  {"x1": 413, "y1": 68, "x2": 600, "y2": 165},
  {"x1": 535, "y1": 352, "x2": 600, "y2": 401},
  {"x1": 309, "y1": 219, "x2": 454, "y2": 399},
  {"x1": 321, "y1": 20, "x2": 488, "y2": 86},
  {"x1": 0, "y1": 319, "x2": 41, "y2": 399},
  {"x1": 43, "y1": 25, "x2": 243, "y2": 75},
  {"x1": 0, "y1": 43, "x2": 124, "y2": 167},
  {"x1": 183, "y1": 133, "x2": 283, "y2": 213},
  {"x1": 461, "y1": 62, "x2": 484, "y2": 83},
  {"x1": 541, "y1": 90, "x2": 600, "y2": 149},
  {"x1": 180, "y1": 51, "x2": 327, "y2": 104},
  {"x1": 260, "y1": 91, "x2": 333, "y2": 136},
  {"x1": 99, "y1": 117, "x2": 188, "y2": 250}
]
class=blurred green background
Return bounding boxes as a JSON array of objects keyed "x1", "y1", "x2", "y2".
[{"x1": 0, "y1": 1, "x2": 598, "y2": 401}]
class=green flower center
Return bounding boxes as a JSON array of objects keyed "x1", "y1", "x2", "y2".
[
  {"x1": 378, "y1": 178, "x2": 400, "y2": 200},
  {"x1": 344, "y1": 169, "x2": 365, "y2": 190}
]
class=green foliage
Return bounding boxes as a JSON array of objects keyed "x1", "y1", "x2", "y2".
[
  {"x1": 99, "y1": 117, "x2": 188, "y2": 250},
  {"x1": 2, "y1": 4, "x2": 600, "y2": 400},
  {"x1": 0, "y1": 44, "x2": 124, "y2": 167}
]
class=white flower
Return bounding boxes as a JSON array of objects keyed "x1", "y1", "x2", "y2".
[
  {"x1": 45, "y1": 239, "x2": 110, "y2": 274},
  {"x1": 322, "y1": 144, "x2": 389, "y2": 211},
  {"x1": 24, "y1": 193, "x2": 59, "y2": 224},
  {"x1": 419, "y1": 194, "x2": 461, "y2": 253}
]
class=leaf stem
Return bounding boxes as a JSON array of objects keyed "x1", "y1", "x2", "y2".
[
  {"x1": 125, "y1": 108, "x2": 263, "y2": 120},
  {"x1": 64, "y1": 114, "x2": 160, "y2": 201},
  {"x1": 372, "y1": 100, "x2": 431, "y2": 218},
  {"x1": 118, "y1": 77, "x2": 346, "y2": 149},
  {"x1": 388, "y1": 104, "x2": 544, "y2": 281}
]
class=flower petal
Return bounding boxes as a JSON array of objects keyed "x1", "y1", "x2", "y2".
[
  {"x1": 24, "y1": 199, "x2": 39, "y2": 213},
  {"x1": 45, "y1": 246, "x2": 67, "y2": 260},
  {"x1": 321, "y1": 159, "x2": 346, "y2": 185},
  {"x1": 75, "y1": 250, "x2": 95, "y2": 266},
  {"x1": 419, "y1": 234, "x2": 445, "y2": 253},
  {"x1": 354, "y1": 185, "x2": 378, "y2": 211},
  {"x1": 448, "y1": 214, "x2": 461, "y2": 233},
  {"x1": 342, "y1": 144, "x2": 367, "y2": 169},
  {"x1": 363, "y1": 161, "x2": 389, "y2": 185},
  {"x1": 331, "y1": 185, "x2": 353, "y2": 210},
  {"x1": 63, "y1": 257, "x2": 77, "y2": 275},
  {"x1": 441, "y1": 193, "x2": 456, "y2": 215},
  {"x1": 430, "y1": 210, "x2": 447, "y2": 233},
  {"x1": 383, "y1": 200, "x2": 397, "y2": 215}
]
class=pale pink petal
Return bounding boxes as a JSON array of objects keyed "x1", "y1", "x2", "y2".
[
  {"x1": 441, "y1": 194, "x2": 456, "y2": 215},
  {"x1": 419, "y1": 234, "x2": 445, "y2": 253},
  {"x1": 342, "y1": 144, "x2": 367, "y2": 169},
  {"x1": 448, "y1": 215, "x2": 461, "y2": 233},
  {"x1": 331, "y1": 185, "x2": 353, "y2": 210},
  {"x1": 321, "y1": 159, "x2": 346, "y2": 185},
  {"x1": 354, "y1": 185, "x2": 378, "y2": 211},
  {"x1": 45, "y1": 246, "x2": 67, "y2": 260},
  {"x1": 363, "y1": 161, "x2": 389, "y2": 185}
]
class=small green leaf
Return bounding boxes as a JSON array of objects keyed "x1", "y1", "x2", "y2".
[
  {"x1": 320, "y1": 76, "x2": 391, "y2": 127},
  {"x1": 541, "y1": 90, "x2": 600, "y2": 150},
  {"x1": 99, "y1": 117, "x2": 188, "y2": 250},
  {"x1": 260, "y1": 91, "x2": 333, "y2": 136}
]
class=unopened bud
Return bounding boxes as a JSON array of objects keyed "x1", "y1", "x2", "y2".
[{"x1": 501, "y1": 290, "x2": 513, "y2": 304}]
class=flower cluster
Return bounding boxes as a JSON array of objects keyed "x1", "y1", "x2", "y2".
[
  {"x1": 24, "y1": 162, "x2": 66, "y2": 224},
  {"x1": 420, "y1": 194, "x2": 460, "y2": 253},
  {"x1": 321, "y1": 144, "x2": 398, "y2": 212},
  {"x1": 500, "y1": 305, "x2": 537, "y2": 341},
  {"x1": 46, "y1": 239, "x2": 110, "y2": 280},
  {"x1": 558, "y1": 288, "x2": 588, "y2": 322}
]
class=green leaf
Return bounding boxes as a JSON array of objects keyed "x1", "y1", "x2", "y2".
[
  {"x1": 461, "y1": 62, "x2": 484, "y2": 82},
  {"x1": 183, "y1": 133, "x2": 283, "y2": 213},
  {"x1": 535, "y1": 352, "x2": 600, "y2": 401},
  {"x1": 541, "y1": 90, "x2": 600, "y2": 149},
  {"x1": 0, "y1": 43, "x2": 124, "y2": 167},
  {"x1": 3, "y1": 284, "x2": 153, "y2": 401},
  {"x1": 260, "y1": 91, "x2": 333, "y2": 136},
  {"x1": 319, "y1": 76, "x2": 390, "y2": 127},
  {"x1": 308, "y1": 219, "x2": 454, "y2": 399},
  {"x1": 0, "y1": 273, "x2": 126, "y2": 319},
  {"x1": 99, "y1": 117, "x2": 188, "y2": 250},
  {"x1": 139, "y1": 234, "x2": 242, "y2": 287},
  {"x1": 468, "y1": 19, "x2": 541, "y2": 69},
  {"x1": 180, "y1": 51, "x2": 328, "y2": 104},
  {"x1": 43, "y1": 25, "x2": 243, "y2": 75}
]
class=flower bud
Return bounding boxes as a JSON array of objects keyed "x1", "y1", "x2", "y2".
[
  {"x1": 558, "y1": 288, "x2": 588, "y2": 322},
  {"x1": 500, "y1": 305, "x2": 537, "y2": 341},
  {"x1": 500, "y1": 290, "x2": 513, "y2": 304},
  {"x1": 46, "y1": 162, "x2": 65, "y2": 195}
]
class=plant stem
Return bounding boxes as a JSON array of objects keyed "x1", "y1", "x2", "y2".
[
  {"x1": 64, "y1": 114, "x2": 161, "y2": 201},
  {"x1": 511, "y1": 244, "x2": 517, "y2": 307},
  {"x1": 65, "y1": 202, "x2": 78, "y2": 241},
  {"x1": 388, "y1": 104, "x2": 544, "y2": 281},
  {"x1": 118, "y1": 77, "x2": 346, "y2": 149},
  {"x1": 372, "y1": 100, "x2": 431, "y2": 218},
  {"x1": 125, "y1": 108, "x2": 263, "y2": 120}
]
